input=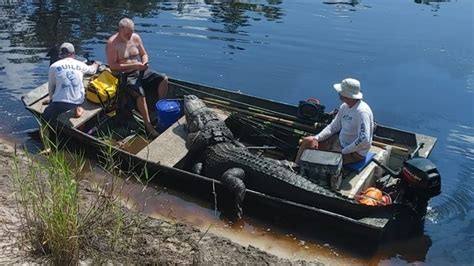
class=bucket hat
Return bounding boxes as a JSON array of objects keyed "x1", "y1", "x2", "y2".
[
  {"x1": 58, "y1": 42, "x2": 75, "y2": 58},
  {"x1": 333, "y1": 78, "x2": 363, "y2": 99}
]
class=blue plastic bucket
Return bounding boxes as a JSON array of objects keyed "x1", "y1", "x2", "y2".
[{"x1": 155, "y1": 99, "x2": 181, "y2": 131}]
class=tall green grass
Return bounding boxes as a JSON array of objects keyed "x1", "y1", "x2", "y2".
[
  {"x1": 11, "y1": 145, "x2": 82, "y2": 264},
  {"x1": 10, "y1": 122, "x2": 143, "y2": 264}
]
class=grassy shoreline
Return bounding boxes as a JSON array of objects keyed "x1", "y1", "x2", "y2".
[{"x1": 0, "y1": 137, "x2": 303, "y2": 265}]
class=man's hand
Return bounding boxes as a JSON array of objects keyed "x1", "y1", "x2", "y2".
[
  {"x1": 136, "y1": 61, "x2": 149, "y2": 71},
  {"x1": 92, "y1": 62, "x2": 99, "y2": 73},
  {"x1": 302, "y1": 136, "x2": 319, "y2": 149}
]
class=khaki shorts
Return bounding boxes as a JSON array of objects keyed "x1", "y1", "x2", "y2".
[{"x1": 319, "y1": 135, "x2": 364, "y2": 164}]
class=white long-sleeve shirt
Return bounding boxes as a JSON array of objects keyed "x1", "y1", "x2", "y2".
[
  {"x1": 48, "y1": 57, "x2": 97, "y2": 104},
  {"x1": 315, "y1": 100, "x2": 374, "y2": 156}
]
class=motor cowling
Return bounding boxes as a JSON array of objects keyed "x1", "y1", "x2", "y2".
[{"x1": 400, "y1": 157, "x2": 441, "y2": 198}]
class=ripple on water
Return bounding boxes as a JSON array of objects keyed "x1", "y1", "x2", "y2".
[
  {"x1": 466, "y1": 70, "x2": 474, "y2": 94},
  {"x1": 429, "y1": 123, "x2": 474, "y2": 224}
]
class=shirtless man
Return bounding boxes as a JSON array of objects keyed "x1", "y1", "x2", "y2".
[{"x1": 106, "y1": 17, "x2": 169, "y2": 137}]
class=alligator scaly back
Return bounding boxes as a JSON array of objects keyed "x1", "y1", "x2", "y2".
[{"x1": 183, "y1": 95, "x2": 354, "y2": 218}]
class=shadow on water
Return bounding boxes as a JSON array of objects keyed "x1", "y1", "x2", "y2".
[
  {"x1": 322, "y1": 0, "x2": 361, "y2": 7},
  {"x1": 414, "y1": 0, "x2": 451, "y2": 3},
  {"x1": 414, "y1": 0, "x2": 452, "y2": 11},
  {"x1": 371, "y1": 234, "x2": 433, "y2": 264}
]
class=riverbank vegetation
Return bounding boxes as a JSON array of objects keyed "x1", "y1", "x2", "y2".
[
  {"x1": 9, "y1": 130, "x2": 144, "y2": 264},
  {"x1": 3, "y1": 130, "x2": 292, "y2": 264}
]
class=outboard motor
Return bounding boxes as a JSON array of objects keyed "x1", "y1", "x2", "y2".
[{"x1": 400, "y1": 157, "x2": 441, "y2": 199}]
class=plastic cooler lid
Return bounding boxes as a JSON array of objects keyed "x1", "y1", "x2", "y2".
[{"x1": 156, "y1": 100, "x2": 180, "y2": 112}]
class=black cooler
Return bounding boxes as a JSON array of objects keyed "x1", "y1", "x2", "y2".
[{"x1": 299, "y1": 150, "x2": 343, "y2": 189}]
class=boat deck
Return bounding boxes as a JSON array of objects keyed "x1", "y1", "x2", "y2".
[
  {"x1": 135, "y1": 108, "x2": 229, "y2": 167},
  {"x1": 135, "y1": 116, "x2": 188, "y2": 167},
  {"x1": 24, "y1": 80, "x2": 103, "y2": 129},
  {"x1": 57, "y1": 101, "x2": 102, "y2": 128},
  {"x1": 28, "y1": 94, "x2": 103, "y2": 128},
  {"x1": 416, "y1": 134, "x2": 436, "y2": 158}
]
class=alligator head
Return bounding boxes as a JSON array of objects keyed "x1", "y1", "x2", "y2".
[
  {"x1": 183, "y1": 94, "x2": 235, "y2": 152},
  {"x1": 183, "y1": 94, "x2": 210, "y2": 133}
]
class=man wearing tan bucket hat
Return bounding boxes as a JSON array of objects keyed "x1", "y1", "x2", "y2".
[{"x1": 295, "y1": 78, "x2": 374, "y2": 164}]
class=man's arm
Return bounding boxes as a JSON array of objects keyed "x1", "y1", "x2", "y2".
[
  {"x1": 136, "y1": 34, "x2": 149, "y2": 65},
  {"x1": 80, "y1": 61, "x2": 98, "y2": 75},
  {"x1": 314, "y1": 110, "x2": 342, "y2": 142},
  {"x1": 341, "y1": 112, "x2": 372, "y2": 154},
  {"x1": 48, "y1": 66, "x2": 55, "y2": 98}
]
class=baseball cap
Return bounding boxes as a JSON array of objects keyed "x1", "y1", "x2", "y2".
[{"x1": 58, "y1": 42, "x2": 75, "y2": 58}]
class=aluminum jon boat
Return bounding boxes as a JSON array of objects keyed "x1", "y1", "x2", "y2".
[{"x1": 22, "y1": 75, "x2": 441, "y2": 242}]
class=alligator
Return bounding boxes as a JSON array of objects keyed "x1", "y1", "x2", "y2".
[{"x1": 182, "y1": 94, "x2": 369, "y2": 218}]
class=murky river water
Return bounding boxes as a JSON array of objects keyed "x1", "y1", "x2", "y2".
[{"x1": 0, "y1": 0, "x2": 473, "y2": 264}]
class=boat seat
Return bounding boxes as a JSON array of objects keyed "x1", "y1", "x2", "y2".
[
  {"x1": 339, "y1": 146, "x2": 391, "y2": 199},
  {"x1": 344, "y1": 151, "x2": 376, "y2": 173},
  {"x1": 135, "y1": 115, "x2": 187, "y2": 167},
  {"x1": 136, "y1": 108, "x2": 228, "y2": 167},
  {"x1": 57, "y1": 100, "x2": 103, "y2": 128}
]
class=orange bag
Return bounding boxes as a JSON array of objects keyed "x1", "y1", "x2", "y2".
[{"x1": 357, "y1": 187, "x2": 390, "y2": 206}]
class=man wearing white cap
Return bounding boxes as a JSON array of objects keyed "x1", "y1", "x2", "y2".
[
  {"x1": 43, "y1": 42, "x2": 98, "y2": 122},
  {"x1": 295, "y1": 78, "x2": 374, "y2": 164}
]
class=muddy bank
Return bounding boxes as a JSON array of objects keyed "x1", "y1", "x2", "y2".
[{"x1": 0, "y1": 138, "x2": 321, "y2": 264}]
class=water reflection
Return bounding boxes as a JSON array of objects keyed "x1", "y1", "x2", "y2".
[
  {"x1": 1, "y1": 0, "x2": 284, "y2": 59},
  {"x1": 0, "y1": 0, "x2": 284, "y2": 135},
  {"x1": 322, "y1": 0, "x2": 361, "y2": 6},
  {"x1": 205, "y1": 1, "x2": 283, "y2": 33},
  {"x1": 5, "y1": 0, "x2": 164, "y2": 56},
  {"x1": 414, "y1": 0, "x2": 451, "y2": 3}
]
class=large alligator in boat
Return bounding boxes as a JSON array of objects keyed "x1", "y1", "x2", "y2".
[
  {"x1": 182, "y1": 94, "x2": 360, "y2": 218},
  {"x1": 183, "y1": 94, "x2": 442, "y2": 220}
]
